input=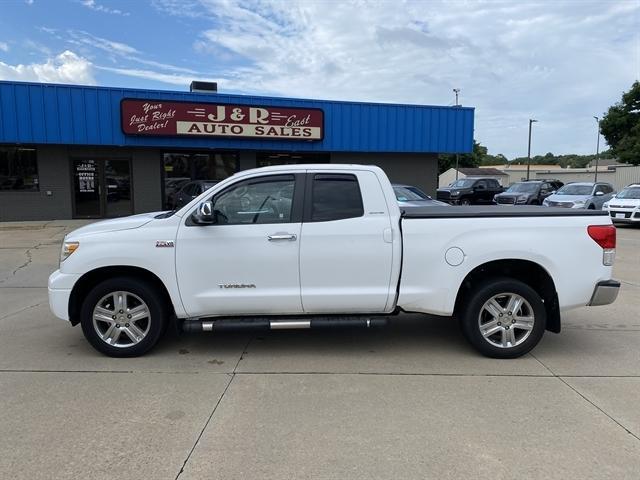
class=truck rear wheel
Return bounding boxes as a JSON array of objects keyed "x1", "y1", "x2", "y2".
[
  {"x1": 80, "y1": 277, "x2": 167, "y2": 357},
  {"x1": 460, "y1": 278, "x2": 546, "y2": 358}
]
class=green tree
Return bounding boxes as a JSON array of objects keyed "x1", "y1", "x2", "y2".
[
  {"x1": 439, "y1": 140, "x2": 494, "y2": 174},
  {"x1": 600, "y1": 81, "x2": 640, "y2": 165}
]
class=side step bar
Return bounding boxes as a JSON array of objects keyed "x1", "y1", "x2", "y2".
[{"x1": 182, "y1": 316, "x2": 387, "y2": 333}]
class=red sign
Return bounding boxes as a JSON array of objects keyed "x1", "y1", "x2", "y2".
[{"x1": 121, "y1": 99, "x2": 323, "y2": 140}]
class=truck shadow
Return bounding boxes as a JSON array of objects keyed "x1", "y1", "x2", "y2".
[{"x1": 159, "y1": 313, "x2": 484, "y2": 363}]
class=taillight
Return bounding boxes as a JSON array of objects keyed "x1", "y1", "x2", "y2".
[
  {"x1": 588, "y1": 225, "x2": 616, "y2": 248},
  {"x1": 587, "y1": 225, "x2": 616, "y2": 266}
]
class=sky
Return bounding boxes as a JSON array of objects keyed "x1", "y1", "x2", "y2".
[{"x1": 0, "y1": 0, "x2": 638, "y2": 158}]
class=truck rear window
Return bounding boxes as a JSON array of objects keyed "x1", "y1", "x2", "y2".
[{"x1": 310, "y1": 174, "x2": 364, "y2": 222}]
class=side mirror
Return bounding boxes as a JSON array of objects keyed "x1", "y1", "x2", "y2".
[
  {"x1": 595, "y1": 191, "x2": 604, "y2": 196},
  {"x1": 192, "y1": 201, "x2": 215, "y2": 225}
]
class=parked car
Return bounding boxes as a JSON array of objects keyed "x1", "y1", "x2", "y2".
[
  {"x1": 542, "y1": 182, "x2": 615, "y2": 209},
  {"x1": 174, "y1": 180, "x2": 218, "y2": 208},
  {"x1": 494, "y1": 180, "x2": 562, "y2": 205},
  {"x1": 437, "y1": 177, "x2": 504, "y2": 205},
  {"x1": 49, "y1": 164, "x2": 619, "y2": 359},
  {"x1": 164, "y1": 177, "x2": 190, "y2": 209},
  {"x1": 392, "y1": 183, "x2": 450, "y2": 207},
  {"x1": 603, "y1": 183, "x2": 640, "y2": 224}
]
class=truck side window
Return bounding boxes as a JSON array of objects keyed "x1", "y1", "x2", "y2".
[
  {"x1": 310, "y1": 174, "x2": 364, "y2": 222},
  {"x1": 213, "y1": 175, "x2": 295, "y2": 225}
]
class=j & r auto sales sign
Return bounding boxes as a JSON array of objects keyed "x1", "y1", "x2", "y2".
[{"x1": 121, "y1": 99, "x2": 323, "y2": 140}]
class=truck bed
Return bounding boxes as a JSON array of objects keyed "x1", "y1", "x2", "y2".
[{"x1": 401, "y1": 205, "x2": 609, "y2": 219}]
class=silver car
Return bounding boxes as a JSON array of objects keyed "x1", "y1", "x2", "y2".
[
  {"x1": 393, "y1": 184, "x2": 450, "y2": 208},
  {"x1": 542, "y1": 182, "x2": 615, "y2": 210}
]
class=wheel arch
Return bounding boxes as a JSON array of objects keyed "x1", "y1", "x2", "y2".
[
  {"x1": 453, "y1": 259, "x2": 561, "y2": 333},
  {"x1": 68, "y1": 266, "x2": 176, "y2": 326}
]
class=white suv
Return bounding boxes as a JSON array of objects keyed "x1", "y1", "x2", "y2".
[{"x1": 603, "y1": 184, "x2": 640, "y2": 224}]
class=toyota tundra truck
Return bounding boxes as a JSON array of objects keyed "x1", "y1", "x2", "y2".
[{"x1": 48, "y1": 164, "x2": 620, "y2": 358}]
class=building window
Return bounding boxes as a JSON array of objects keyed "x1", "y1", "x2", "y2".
[
  {"x1": 0, "y1": 148, "x2": 39, "y2": 191},
  {"x1": 257, "y1": 152, "x2": 329, "y2": 167},
  {"x1": 163, "y1": 152, "x2": 238, "y2": 209}
]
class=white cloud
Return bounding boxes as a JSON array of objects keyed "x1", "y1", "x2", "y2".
[
  {"x1": 153, "y1": 0, "x2": 640, "y2": 157},
  {"x1": 45, "y1": 29, "x2": 203, "y2": 76},
  {"x1": 80, "y1": 0, "x2": 129, "y2": 16},
  {"x1": 67, "y1": 30, "x2": 140, "y2": 56},
  {"x1": 96, "y1": 65, "x2": 211, "y2": 86},
  {"x1": 0, "y1": 42, "x2": 8, "y2": 52},
  {"x1": 0, "y1": 50, "x2": 96, "y2": 84}
]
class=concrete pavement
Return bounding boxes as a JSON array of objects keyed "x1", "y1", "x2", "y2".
[{"x1": 1, "y1": 220, "x2": 639, "y2": 479}]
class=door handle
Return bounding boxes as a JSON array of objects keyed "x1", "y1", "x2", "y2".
[{"x1": 268, "y1": 233, "x2": 297, "y2": 241}]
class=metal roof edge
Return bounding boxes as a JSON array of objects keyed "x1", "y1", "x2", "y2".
[{"x1": 0, "y1": 80, "x2": 475, "y2": 111}]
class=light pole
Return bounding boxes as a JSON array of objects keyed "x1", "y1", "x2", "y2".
[
  {"x1": 453, "y1": 88, "x2": 461, "y2": 180},
  {"x1": 526, "y1": 119, "x2": 538, "y2": 181},
  {"x1": 593, "y1": 116, "x2": 600, "y2": 182}
]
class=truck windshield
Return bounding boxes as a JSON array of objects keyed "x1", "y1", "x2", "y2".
[
  {"x1": 506, "y1": 183, "x2": 538, "y2": 193},
  {"x1": 616, "y1": 187, "x2": 640, "y2": 199},
  {"x1": 556, "y1": 185, "x2": 593, "y2": 195},
  {"x1": 449, "y1": 179, "x2": 475, "y2": 188}
]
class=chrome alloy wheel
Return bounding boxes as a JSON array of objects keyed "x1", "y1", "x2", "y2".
[
  {"x1": 92, "y1": 291, "x2": 151, "y2": 348},
  {"x1": 477, "y1": 293, "x2": 535, "y2": 349}
]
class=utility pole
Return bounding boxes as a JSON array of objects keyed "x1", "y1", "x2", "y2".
[
  {"x1": 453, "y1": 88, "x2": 461, "y2": 180},
  {"x1": 593, "y1": 116, "x2": 600, "y2": 182},
  {"x1": 526, "y1": 119, "x2": 538, "y2": 181}
]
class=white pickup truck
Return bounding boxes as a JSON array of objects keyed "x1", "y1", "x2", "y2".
[{"x1": 48, "y1": 164, "x2": 620, "y2": 358}]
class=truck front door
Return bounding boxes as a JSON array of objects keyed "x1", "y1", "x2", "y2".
[
  {"x1": 175, "y1": 173, "x2": 304, "y2": 317},
  {"x1": 299, "y1": 170, "x2": 395, "y2": 313}
]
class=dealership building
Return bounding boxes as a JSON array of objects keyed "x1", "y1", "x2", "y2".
[{"x1": 0, "y1": 80, "x2": 473, "y2": 221}]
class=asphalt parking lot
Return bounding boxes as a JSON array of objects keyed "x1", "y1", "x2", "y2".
[{"x1": 1, "y1": 220, "x2": 639, "y2": 480}]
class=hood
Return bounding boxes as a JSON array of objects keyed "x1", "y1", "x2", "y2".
[
  {"x1": 496, "y1": 192, "x2": 531, "y2": 198},
  {"x1": 399, "y1": 199, "x2": 450, "y2": 208},
  {"x1": 67, "y1": 212, "x2": 162, "y2": 238},
  {"x1": 546, "y1": 193, "x2": 591, "y2": 203},
  {"x1": 438, "y1": 186, "x2": 471, "y2": 192},
  {"x1": 609, "y1": 198, "x2": 640, "y2": 207}
]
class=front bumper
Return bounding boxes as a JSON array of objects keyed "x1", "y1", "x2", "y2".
[
  {"x1": 608, "y1": 209, "x2": 640, "y2": 223},
  {"x1": 588, "y1": 280, "x2": 621, "y2": 306},
  {"x1": 48, "y1": 270, "x2": 81, "y2": 322}
]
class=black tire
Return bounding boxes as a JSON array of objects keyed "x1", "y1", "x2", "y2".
[
  {"x1": 460, "y1": 278, "x2": 546, "y2": 358},
  {"x1": 80, "y1": 277, "x2": 167, "y2": 357},
  {"x1": 459, "y1": 198, "x2": 472, "y2": 206}
]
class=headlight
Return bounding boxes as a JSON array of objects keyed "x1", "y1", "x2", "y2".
[
  {"x1": 572, "y1": 200, "x2": 586, "y2": 207},
  {"x1": 451, "y1": 190, "x2": 460, "y2": 196},
  {"x1": 543, "y1": 198, "x2": 549, "y2": 206},
  {"x1": 517, "y1": 195, "x2": 528, "y2": 203},
  {"x1": 60, "y1": 241, "x2": 79, "y2": 262},
  {"x1": 602, "y1": 202, "x2": 609, "y2": 210}
]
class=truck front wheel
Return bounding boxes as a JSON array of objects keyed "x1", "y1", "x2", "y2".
[
  {"x1": 460, "y1": 278, "x2": 546, "y2": 358},
  {"x1": 80, "y1": 277, "x2": 167, "y2": 357}
]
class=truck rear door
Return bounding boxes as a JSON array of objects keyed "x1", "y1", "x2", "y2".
[{"x1": 299, "y1": 170, "x2": 395, "y2": 313}]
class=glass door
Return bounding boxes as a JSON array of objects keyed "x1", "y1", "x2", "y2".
[
  {"x1": 72, "y1": 158, "x2": 133, "y2": 218},
  {"x1": 72, "y1": 159, "x2": 101, "y2": 218},
  {"x1": 104, "y1": 159, "x2": 132, "y2": 217}
]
